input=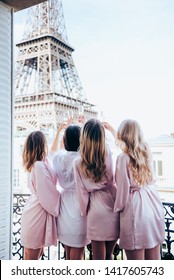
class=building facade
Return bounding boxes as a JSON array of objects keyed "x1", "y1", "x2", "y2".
[{"x1": 149, "y1": 134, "x2": 174, "y2": 203}]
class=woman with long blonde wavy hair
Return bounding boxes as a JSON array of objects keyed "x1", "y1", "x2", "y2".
[
  {"x1": 73, "y1": 119, "x2": 119, "y2": 260},
  {"x1": 104, "y1": 119, "x2": 165, "y2": 260}
]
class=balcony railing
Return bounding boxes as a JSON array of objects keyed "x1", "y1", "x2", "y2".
[{"x1": 13, "y1": 193, "x2": 174, "y2": 260}]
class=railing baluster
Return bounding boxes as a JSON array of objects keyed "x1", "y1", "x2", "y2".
[{"x1": 161, "y1": 203, "x2": 174, "y2": 260}]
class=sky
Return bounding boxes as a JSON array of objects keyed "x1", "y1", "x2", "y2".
[{"x1": 14, "y1": 0, "x2": 174, "y2": 139}]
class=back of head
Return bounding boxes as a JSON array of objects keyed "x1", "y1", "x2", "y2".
[
  {"x1": 80, "y1": 118, "x2": 105, "y2": 154},
  {"x1": 117, "y1": 119, "x2": 144, "y2": 151},
  {"x1": 63, "y1": 125, "x2": 81, "y2": 151},
  {"x1": 117, "y1": 119, "x2": 153, "y2": 185},
  {"x1": 22, "y1": 130, "x2": 47, "y2": 172},
  {"x1": 80, "y1": 118, "x2": 107, "y2": 182}
]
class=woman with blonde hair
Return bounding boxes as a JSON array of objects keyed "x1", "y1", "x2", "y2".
[
  {"x1": 21, "y1": 131, "x2": 60, "y2": 260},
  {"x1": 104, "y1": 119, "x2": 165, "y2": 260},
  {"x1": 73, "y1": 119, "x2": 119, "y2": 260}
]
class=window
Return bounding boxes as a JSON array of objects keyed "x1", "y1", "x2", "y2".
[
  {"x1": 14, "y1": 169, "x2": 19, "y2": 188},
  {"x1": 158, "y1": 161, "x2": 163, "y2": 176}
]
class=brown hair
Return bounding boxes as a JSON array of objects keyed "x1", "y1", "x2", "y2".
[
  {"x1": 79, "y1": 119, "x2": 107, "y2": 183},
  {"x1": 22, "y1": 131, "x2": 47, "y2": 172}
]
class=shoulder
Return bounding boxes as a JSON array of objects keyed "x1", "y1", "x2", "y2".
[
  {"x1": 31, "y1": 161, "x2": 45, "y2": 176},
  {"x1": 52, "y1": 149, "x2": 65, "y2": 164},
  {"x1": 33, "y1": 160, "x2": 44, "y2": 169},
  {"x1": 116, "y1": 152, "x2": 130, "y2": 167},
  {"x1": 73, "y1": 155, "x2": 81, "y2": 168},
  {"x1": 117, "y1": 152, "x2": 129, "y2": 161},
  {"x1": 53, "y1": 149, "x2": 66, "y2": 159},
  {"x1": 106, "y1": 144, "x2": 111, "y2": 153},
  {"x1": 33, "y1": 160, "x2": 57, "y2": 182},
  {"x1": 33, "y1": 160, "x2": 49, "y2": 173}
]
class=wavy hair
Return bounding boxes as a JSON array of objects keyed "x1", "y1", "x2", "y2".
[
  {"x1": 22, "y1": 131, "x2": 47, "y2": 172},
  {"x1": 79, "y1": 119, "x2": 107, "y2": 183},
  {"x1": 117, "y1": 119, "x2": 154, "y2": 185}
]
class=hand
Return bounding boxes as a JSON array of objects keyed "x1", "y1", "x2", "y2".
[
  {"x1": 102, "y1": 122, "x2": 113, "y2": 131},
  {"x1": 58, "y1": 122, "x2": 67, "y2": 131},
  {"x1": 78, "y1": 115, "x2": 86, "y2": 124},
  {"x1": 67, "y1": 116, "x2": 74, "y2": 125},
  {"x1": 102, "y1": 122, "x2": 117, "y2": 138}
]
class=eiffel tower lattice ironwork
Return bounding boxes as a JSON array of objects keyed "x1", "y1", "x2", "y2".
[{"x1": 14, "y1": 0, "x2": 97, "y2": 132}]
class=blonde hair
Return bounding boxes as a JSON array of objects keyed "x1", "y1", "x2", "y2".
[
  {"x1": 117, "y1": 119, "x2": 154, "y2": 185},
  {"x1": 22, "y1": 131, "x2": 47, "y2": 172},
  {"x1": 80, "y1": 119, "x2": 107, "y2": 183}
]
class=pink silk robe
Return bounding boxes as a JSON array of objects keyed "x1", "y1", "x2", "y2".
[
  {"x1": 114, "y1": 152, "x2": 165, "y2": 250},
  {"x1": 21, "y1": 160, "x2": 60, "y2": 249},
  {"x1": 73, "y1": 146, "x2": 120, "y2": 241}
]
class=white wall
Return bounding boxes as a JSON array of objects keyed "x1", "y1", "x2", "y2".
[
  {"x1": 151, "y1": 146, "x2": 174, "y2": 187},
  {"x1": 0, "y1": 2, "x2": 13, "y2": 259}
]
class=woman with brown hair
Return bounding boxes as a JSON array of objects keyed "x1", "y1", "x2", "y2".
[
  {"x1": 21, "y1": 131, "x2": 60, "y2": 260},
  {"x1": 73, "y1": 119, "x2": 119, "y2": 260}
]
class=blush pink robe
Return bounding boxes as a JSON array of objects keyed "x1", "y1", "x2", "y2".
[
  {"x1": 114, "y1": 152, "x2": 165, "y2": 250},
  {"x1": 73, "y1": 146, "x2": 119, "y2": 241},
  {"x1": 21, "y1": 160, "x2": 60, "y2": 249}
]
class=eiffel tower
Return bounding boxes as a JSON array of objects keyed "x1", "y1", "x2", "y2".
[{"x1": 14, "y1": 0, "x2": 97, "y2": 133}]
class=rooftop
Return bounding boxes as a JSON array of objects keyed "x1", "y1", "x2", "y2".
[
  {"x1": 148, "y1": 134, "x2": 174, "y2": 147},
  {"x1": 1, "y1": 0, "x2": 45, "y2": 11}
]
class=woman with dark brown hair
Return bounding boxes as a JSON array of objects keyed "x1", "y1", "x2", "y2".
[
  {"x1": 51, "y1": 122, "x2": 90, "y2": 260},
  {"x1": 73, "y1": 119, "x2": 119, "y2": 260},
  {"x1": 21, "y1": 131, "x2": 60, "y2": 260}
]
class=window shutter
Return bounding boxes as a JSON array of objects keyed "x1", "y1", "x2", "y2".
[{"x1": 0, "y1": 3, "x2": 13, "y2": 260}]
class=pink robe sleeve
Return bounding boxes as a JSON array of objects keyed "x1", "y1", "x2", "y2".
[
  {"x1": 33, "y1": 161, "x2": 60, "y2": 217},
  {"x1": 114, "y1": 153, "x2": 130, "y2": 212},
  {"x1": 73, "y1": 160, "x2": 89, "y2": 216}
]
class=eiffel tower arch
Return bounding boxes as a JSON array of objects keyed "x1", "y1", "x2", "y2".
[{"x1": 14, "y1": 0, "x2": 97, "y2": 133}]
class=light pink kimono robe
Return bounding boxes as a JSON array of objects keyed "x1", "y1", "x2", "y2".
[
  {"x1": 73, "y1": 146, "x2": 119, "y2": 241},
  {"x1": 114, "y1": 152, "x2": 165, "y2": 250},
  {"x1": 21, "y1": 160, "x2": 60, "y2": 249}
]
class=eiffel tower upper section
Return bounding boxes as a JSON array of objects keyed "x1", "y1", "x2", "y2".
[{"x1": 14, "y1": 0, "x2": 97, "y2": 131}]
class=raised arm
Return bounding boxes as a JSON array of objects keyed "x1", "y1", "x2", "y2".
[
  {"x1": 51, "y1": 117, "x2": 75, "y2": 152},
  {"x1": 50, "y1": 123, "x2": 67, "y2": 152},
  {"x1": 102, "y1": 121, "x2": 117, "y2": 139}
]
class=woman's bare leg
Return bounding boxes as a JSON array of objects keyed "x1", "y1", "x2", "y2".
[
  {"x1": 91, "y1": 240, "x2": 105, "y2": 260},
  {"x1": 125, "y1": 249, "x2": 145, "y2": 260},
  {"x1": 70, "y1": 247, "x2": 85, "y2": 260},
  {"x1": 105, "y1": 240, "x2": 117, "y2": 260},
  {"x1": 24, "y1": 247, "x2": 43, "y2": 260},
  {"x1": 65, "y1": 245, "x2": 70, "y2": 260},
  {"x1": 145, "y1": 244, "x2": 161, "y2": 260}
]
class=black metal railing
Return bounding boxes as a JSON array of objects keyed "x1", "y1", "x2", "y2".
[
  {"x1": 13, "y1": 194, "x2": 65, "y2": 260},
  {"x1": 161, "y1": 202, "x2": 174, "y2": 260},
  {"x1": 12, "y1": 193, "x2": 174, "y2": 260}
]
